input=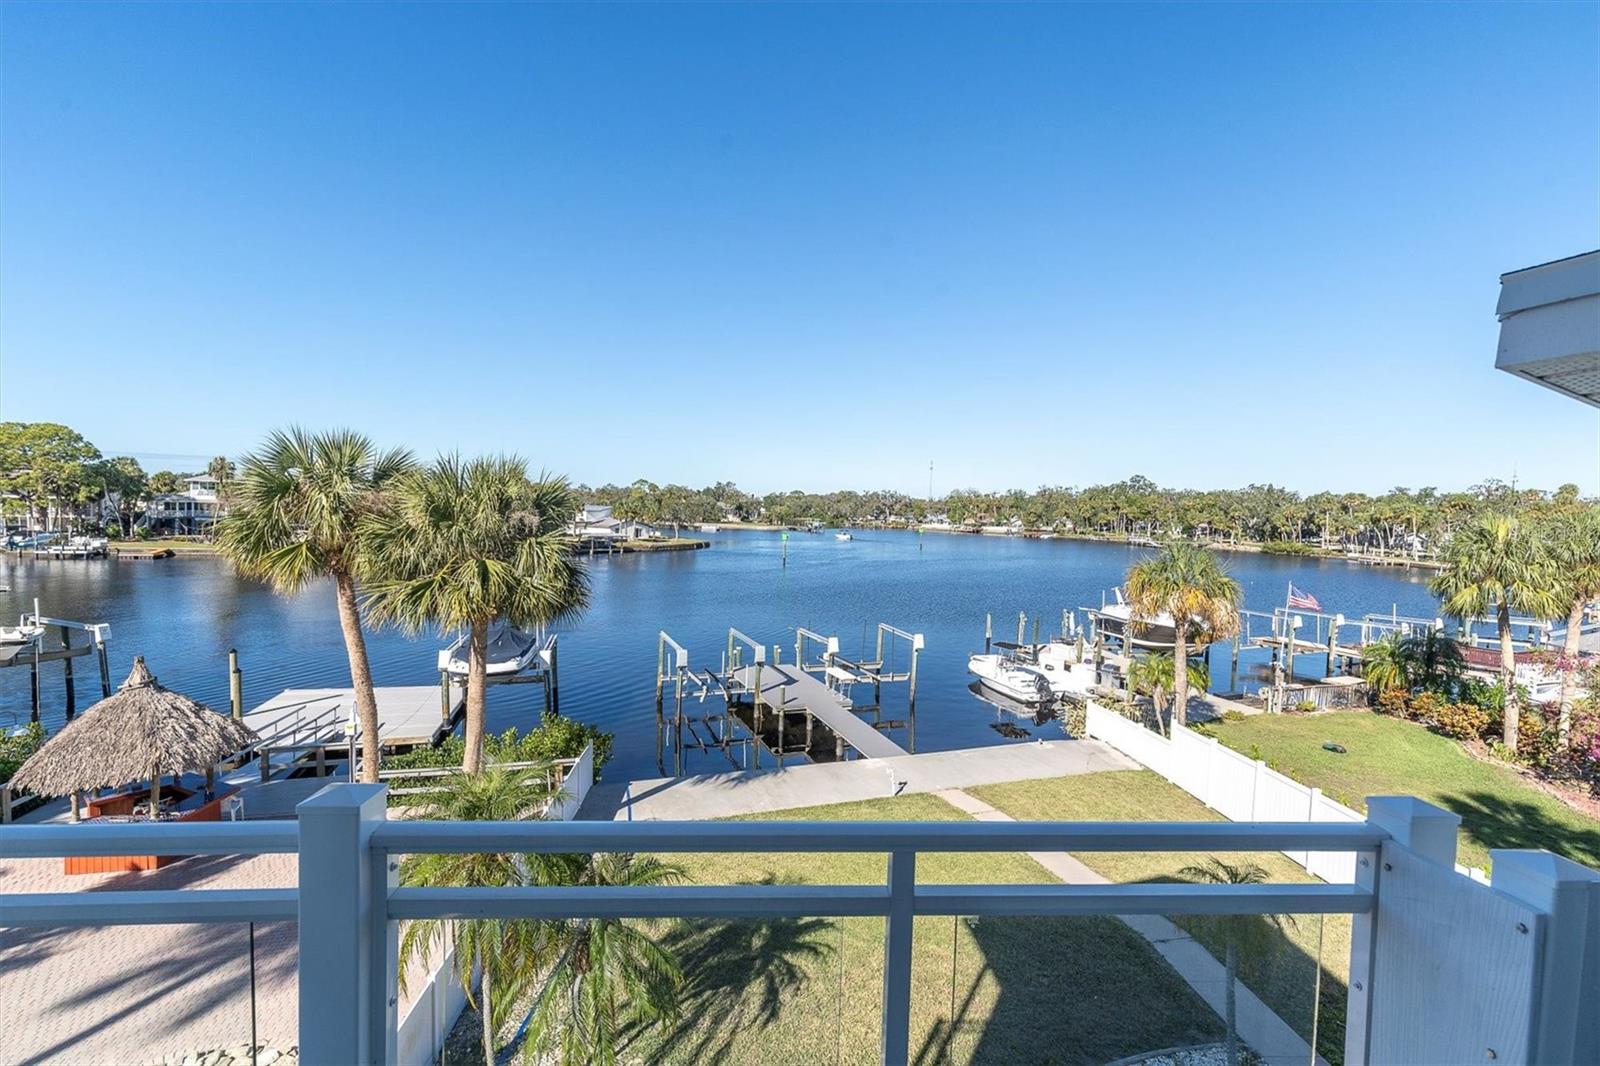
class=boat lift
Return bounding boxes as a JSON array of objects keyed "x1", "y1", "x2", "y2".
[
  {"x1": 655, "y1": 622, "x2": 923, "y2": 776},
  {"x1": 0, "y1": 606, "x2": 112, "y2": 723},
  {"x1": 435, "y1": 631, "x2": 560, "y2": 721}
]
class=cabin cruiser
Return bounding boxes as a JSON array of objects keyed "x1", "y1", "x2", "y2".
[
  {"x1": 437, "y1": 622, "x2": 545, "y2": 678},
  {"x1": 1087, "y1": 587, "x2": 1181, "y2": 649}
]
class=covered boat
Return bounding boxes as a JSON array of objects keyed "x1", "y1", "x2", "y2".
[{"x1": 437, "y1": 622, "x2": 545, "y2": 678}]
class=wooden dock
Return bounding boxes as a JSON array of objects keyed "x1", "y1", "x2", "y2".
[
  {"x1": 112, "y1": 546, "x2": 175, "y2": 560},
  {"x1": 731, "y1": 662, "x2": 908, "y2": 760},
  {"x1": 240, "y1": 685, "x2": 463, "y2": 774}
]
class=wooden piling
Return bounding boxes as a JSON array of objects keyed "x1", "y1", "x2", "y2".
[{"x1": 229, "y1": 649, "x2": 244, "y2": 720}]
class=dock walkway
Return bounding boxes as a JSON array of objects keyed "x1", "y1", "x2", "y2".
[
  {"x1": 578, "y1": 739, "x2": 1135, "y2": 820},
  {"x1": 240, "y1": 685, "x2": 460, "y2": 754},
  {"x1": 730, "y1": 661, "x2": 907, "y2": 760}
]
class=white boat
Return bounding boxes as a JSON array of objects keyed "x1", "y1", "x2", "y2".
[
  {"x1": 1088, "y1": 587, "x2": 1180, "y2": 649},
  {"x1": 970, "y1": 639, "x2": 1097, "y2": 703},
  {"x1": 0, "y1": 618, "x2": 44, "y2": 645},
  {"x1": 0, "y1": 600, "x2": 45, "y2": 645},
  {"x1": 834, "y1": 531, "x2": 853, "y2": 541},
  {"x1": 437, "y1": 623, "x2": 545, "y2": 677}
]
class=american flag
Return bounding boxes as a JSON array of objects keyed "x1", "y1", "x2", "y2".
[{"x1": 1287, "y1": 584, "x2": 1321, "y2": 611}]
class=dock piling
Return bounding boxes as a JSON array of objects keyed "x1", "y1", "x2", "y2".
[
  {"x1": 229, "y1": 649, "x2": 244, "y2": 720},
  {"x1": 61, "y1": 627, "x2": 76, "y2": 720}
]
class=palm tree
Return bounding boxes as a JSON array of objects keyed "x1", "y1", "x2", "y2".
[
  {"x1": 521, "y1": 851, "x2": 686, "y2": 1065},
  {"x1": 1431, "y1": 515, "x2": 1562, "y2": 750},
  {"x1": 1178, "y1": 859, "x2": 1297, "y2": 1066},
  {"x1": 362, "y1": 456, "x2": 588, "y2": 773},
  {"x1": 1126, "y1": 652, "x2": 1209, "y2": 735},
  {"x1": 1126, "y1": 543, "x2": 1242, "y2": 731},
  {"x1": 397, "y1": 764, "x2": 559, "y2": 1065},
  {"x1": 1543, "y1": 507, "x2": 1600, "y2": 748},
  {"x1": 216, "y1": 428, "x2": 415, "y2": 782},
  {"x1": 1362, "y1": 629, "x2": 1466, "y2": 699},
  {"x1": 1360, "y1": 632, "x2": 1410, "y2": 698}
]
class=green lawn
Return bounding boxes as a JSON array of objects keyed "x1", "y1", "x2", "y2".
[
  {"x1": 969, "y1": 771, "x2": 1350, "y2": 1065},
  {"x1": 1196, "y1": 711, "x2": 1600, "y2": 872},
  {"x1": 631, "y1": 792, "x2": 1227, "y2": 1065}
]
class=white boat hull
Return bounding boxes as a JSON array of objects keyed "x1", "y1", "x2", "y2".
[
  {"x1": 968, "y1": 654, "x2": 1054, "y2": 704},
  {"x1": 437, "y1": 624, "x2": 543, "y2": 677}
]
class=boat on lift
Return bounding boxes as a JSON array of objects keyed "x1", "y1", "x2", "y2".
[
  {"x1": 437, "y1": 622, "x2": 545, "y2": 678},
  {"x1": 1087, "y1": 587, "x2": 1181, "y2": 649},
  {"x1": 969, "y1": 639, "x2": 1096, "y2": 703},
  {"x1": 0, "y1": 600, "x2": 45, "y2": 645}
]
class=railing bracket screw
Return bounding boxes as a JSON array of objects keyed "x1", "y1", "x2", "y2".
[
  {"x1": 1382, "y1": 862, "x2": 1392, "y2": 872},
  {"x1": 1516, "y1": 922, "x2": 1528, "y2": 934}
]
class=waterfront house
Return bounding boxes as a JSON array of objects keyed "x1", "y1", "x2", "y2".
[
  {"x1": 570, "y1": 503, "x2": 661, "y2": 543},
  {"x1": 143, "y1": 474, "x2": 225, "y2": 535}
]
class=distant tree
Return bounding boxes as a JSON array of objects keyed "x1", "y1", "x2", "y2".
[
  {"x1": 1126, "y1": 543, "x2": 1241, "y2": 731},
  {"x1": 1431, "y1": 514, "x2": 1562, "y2": 750},
  {"x1": 92, "y1": 456, "x2": 149, "y2": 537},
  {"x1": 206, "y1": 455, "x2": 237, "y2": 503},
  {"x1": 149, "y1": 470, "x2": 182, "y2": 495},
  {"x1": 0, "y1": 421, "x2": 102, "y2": 530}
]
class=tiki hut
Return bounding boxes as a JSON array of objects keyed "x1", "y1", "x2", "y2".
[{"x1": 10, "y1": 656, "x2": 258, "y2": 820}]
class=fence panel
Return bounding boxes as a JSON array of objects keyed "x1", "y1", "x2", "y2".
[{"x1": 1082, "y1": 702, "x2": 1491, "y2": 885}]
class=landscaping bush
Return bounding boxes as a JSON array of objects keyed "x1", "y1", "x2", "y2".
[
  {"x1": 1407, "y1": 691, "x2": 1441, "y2": 721},
  {"x1": 1373, "y1": 689, "x2": 1409, "y2": 718},
  {"x1": 0, "y1": 722, "x2": 45, "y2": 783},
  {"x1": 384, "y1": 715, "x2": 614, "y2": 781},
  {"x1": 1429, "y1": 702, "x2": 1489, "y2": 741}
]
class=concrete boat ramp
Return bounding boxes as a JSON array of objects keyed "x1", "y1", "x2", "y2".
[{"x1": 578, "y1": 739, "x2": 1137, "y2": 820}]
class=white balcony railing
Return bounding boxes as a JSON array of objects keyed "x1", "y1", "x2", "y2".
[{"x1": 3, "y1": 786, "x2": 1597, "y2": 1065}]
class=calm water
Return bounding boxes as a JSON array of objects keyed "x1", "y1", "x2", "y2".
[{"x1": 0, "y1": 531, "x2": 1442, "y2": 780}]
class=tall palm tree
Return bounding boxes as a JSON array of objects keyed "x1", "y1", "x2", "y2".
[
  {"x1": 521, "y1": 851, "x2": 686, "y2": 1066},
  {"x1": 362, "y1": 456, "x2": 588, "y2": 773},
  {"x1": 1126, "y1": 652, "x2": 1209, "y2": 736},
  {"x1": 1126, "y1": 543, "x2": 1241, "y2": 731},
  {"x1": 1543, "y1": 506, "x2": 1600, "y2": 748},
  {"x1": 1178, "y1": 859, "x2": 1297, "y2": 1066},
  {"x1": 1431, "y1": 514, "x2": 1561, "y2": 750},
  {"x1": 397, "y1": 764, "x2": 559, "y2": 1065},
  {"x1": 216, "y1": 428, "x2": 415, "y2": 782}
]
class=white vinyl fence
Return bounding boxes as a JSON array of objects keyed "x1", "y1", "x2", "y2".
[
  {"x1": 1084, "y1": 703, "x2": 1488, "y2": 883},
  {"x1": 394, "y1": 741, "x2": 596, "y2": 1064}
]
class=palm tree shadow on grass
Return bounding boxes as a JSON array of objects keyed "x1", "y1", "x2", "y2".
[
  {"x1": 619, "y1": 874, "x2": 837, "y2": 1065},
  {"x1": 1437, "y1": 789, "x2": 1600, "y2": 870}
]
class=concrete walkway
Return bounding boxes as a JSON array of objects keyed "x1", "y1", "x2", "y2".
[{"x1": 577, "y1": 739, "x2": 1139, "y2": 820}]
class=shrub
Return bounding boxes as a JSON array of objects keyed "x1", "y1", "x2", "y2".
[
  {"x1": 1374, "y1": 689, "x2": 1410, "y2": 718},
  {"x1": 1061, "y1": 701, "x2": 1086, "y2": 738},
  {"x1": 0, "y1": 722, "x2": 45, "y2": 783},
  {"x1": 1430, "y1": 702, "x2": 1489, "y2": 741},
  {"x1": 385, "y1": 715, "x2": 614, "y2": 783},
  {"x1": 1292, "y1": 699, "x2": 1318, "y2": 714},
  {"x1": 1408, "y1": 691, "x2": 1442, "y2": 721}
]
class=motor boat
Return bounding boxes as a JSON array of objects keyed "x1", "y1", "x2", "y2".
[
  {"x1": 834, "y1": 531, "x2": 853, "y2": 541},
  {"x1": 0, "y1": 617, "x2": 44, "y2": 645},
  {"x1": 967, "y1": 644, "x2": 1055, "y2": 704},
  {"x1": 1087, "y1": 587, "x2": 1180, "y2": 649},
  {"x1": 437, "y1": 622, "x2": 544, "y2": 678},
  {"x1": 0, "y1": 600, "x2": 45, "y2": 645}
]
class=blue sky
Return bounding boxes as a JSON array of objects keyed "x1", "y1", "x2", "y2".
[{"x1": 2, "y1": 2, "x2": 1596, "y2": 495}]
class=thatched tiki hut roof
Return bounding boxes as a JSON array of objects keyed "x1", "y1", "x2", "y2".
[{"x1": 10, "y1": 657, "x2": 258, "y2": 812}]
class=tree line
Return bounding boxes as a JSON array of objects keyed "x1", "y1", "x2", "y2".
[
  {"x1": 586, "y1": 474, "x2": 1588, "y2": 553},
  {"x1": 3, "y1": 421, "x2": 1590, "y2": 554}
]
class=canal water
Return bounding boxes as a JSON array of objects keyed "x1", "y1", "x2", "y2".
[{"x1": 0, "y1": 531, "x2": 1442, "y2": 781}]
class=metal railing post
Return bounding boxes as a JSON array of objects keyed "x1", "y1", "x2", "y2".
[
  {"x1": 296, "y1": 783, "x2": 392, "y2": 1066},
  {"x1": 881, "y1": 848, "x2": 916, "y2": 1066}
]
